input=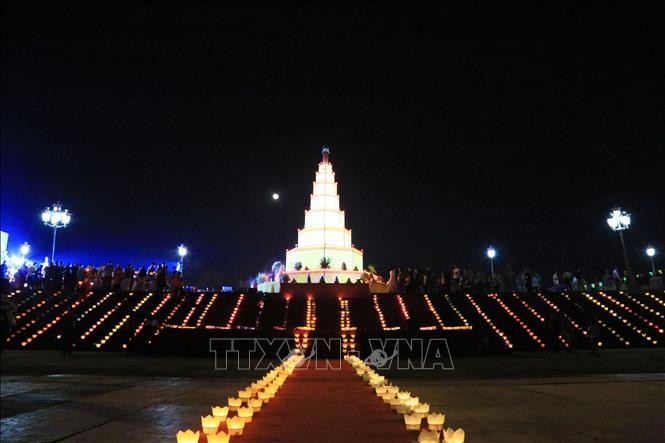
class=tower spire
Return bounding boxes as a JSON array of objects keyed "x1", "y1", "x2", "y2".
[{"x1": 321, "y1": 146, "x2": 330, "y2": 164}]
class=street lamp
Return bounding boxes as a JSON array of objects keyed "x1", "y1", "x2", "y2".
[
  {"x1": 178, "y1": 244, "x2": 188, "y2": 276},
  {"x1": 606, "y1": 207, "x2": 635, "y2": 289},
  {"x1": 646, "y1": 247, "x2": 656, "y2": 276},
  {"x1": 41, "y1": 202, "x2": 72, "y2": 262},
  {"x1": 486, "y1": 246, "x2": 496, "y2": 278},
  {"x1": 20, "y1": 242, "x2": 30, "y2": 259}
]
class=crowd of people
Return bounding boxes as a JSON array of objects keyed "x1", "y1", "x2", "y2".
[
  {"x1": 0, "y1": 261, "x2": 185, "y2": 294},
  {"x1": 383, "y1": 264, "x2": 644, "y2": 294}
]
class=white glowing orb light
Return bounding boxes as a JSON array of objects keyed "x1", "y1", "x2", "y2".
[
  {"x1": 646, "y1": 246, "x2": 656, "y2": 275},
  {"x1": 486, "y1": 246, "x2": 496, "y2": 259},
  {"x1": 178, "y1": 244, "x2": 188, "y2": 257},
  {"x1": 272, "y1": 193, "x2": 280, "y2": 200},
  {"x1": 607, "y1": 208, "x2": 631, "y2": 231},
  {"x1": 41, "y1": 202, "x2": 72, "y2": 262},
  {"x1": 646, "y1": 247, "x2": 655, "y2": 257},
  {"x1": 20, "y1": 242, "x2": 30, "y2": 257}
]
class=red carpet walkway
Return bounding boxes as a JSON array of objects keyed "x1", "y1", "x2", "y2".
[{"x1": 241, "y1": 360, "x2": 411, "y2": 443}]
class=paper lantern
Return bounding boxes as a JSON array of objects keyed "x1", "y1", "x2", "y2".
[
  {"x1": 248, "y1": 397, "x2": 263, "y2": 411},
  {"x1": 427, "y1": 412, "x2": 445, "y2": 431},
  {"x1": 397, "y1": 391, "x2": 412, "y2": 400},
  {"x1": 226, "y1": 416, "x2": 246, "y2": 436},
  {"x1": 201, "y1": 415, "x2": 221, "y2": 434},
  {"x1": 176, "y1": 429, "x2": 200, "y2": 443},
  {"x1": 258, "y1": 390, "x2": 273, "y2": 403},
  {"x1": 396, "y1": 403, "x2": 411, "y2": 414},
  {"x1": 238, "y1": 388, "x2": 252, "y2": 399},
  {"x1": 375, "y1": 385, "x2": 388, "y2": 395},
  {"x1": 405, "y1": 396, "x2": 419, "y2": 408},
  {"x1": 237, "y1": 406, "x2": 254, "y2": 423},
  {"x1": 413, "y1": 402, "x2": 430, "y2": 419},
  {"x1": 381, "y1": 392, "x2": 395, "y2": 403},
  {"x1": 443, "y1": 427, "x2": 465, "y2": 443},
  {"x1": 389, "y1": 397, "x2": 403, "y2": 410},
  {"x1": 206, "y1": 430, "x2": 230, "y2": 443},
  {"x1": 212, "y1": 406, "x2": 229, "y2": 419},
  {"x1": 228, "y1": 397, "x2": 242, "y2": 411},
  {"x1": 386, "y1": 386, "x2": 399, "y2": 394},
  {"x1": 404, "y1": 412, "x2": 423, "y2": 431},
  {"x1": 418, "y1": 429, "x2": 440, "y2": 443}
]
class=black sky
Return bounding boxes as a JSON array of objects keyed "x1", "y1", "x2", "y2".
[{"x1": 1, "y1": 2, "x2": 663, "y2": 286}]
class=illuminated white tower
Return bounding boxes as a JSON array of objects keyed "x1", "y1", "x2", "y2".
[{"x1": 285, "y1": 147, "x2": 364, "y2": 283}]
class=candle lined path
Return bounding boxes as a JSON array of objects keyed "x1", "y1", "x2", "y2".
[{"x1": 240, "y1": 359, "x2": 411, "y2": 443}]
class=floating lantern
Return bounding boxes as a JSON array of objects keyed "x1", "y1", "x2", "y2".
[
  {"x1": 212, "y1": 406, "x2": 229, "y2": 419},
  {"x1": 176, "y1": 430, "x2": 200, "y2": 443},
  {"x1": 226, "y1": 416, "x2": 246, "y2": 436},
  {"x1": 427, "y1": 412, "x2": 445, "y2": 431},
  {"x1": 397, "y1": 391, "x2": 412, "y2": 400},
  {"x1": 386, "y1": 386, "x2": 399, "y2": 394},
  {"x1": 228, "y1": 397, "x2": 243, "y2": 410},
  {"x1": 418, "y1": 429, "x2": 440, "y2": 443},
  {"x1": 443, "y1": 427, "x2": 465, "y2": 443},
  {"x1": 381, "y1": 392, "x2": 395, "y2": 403},
  {"x1": 201, "y1": 415, "x2": 221, "y2": 434},
  {"x1": 413, "y1": 403, "x2": 430, "y2": 419},
  {"x1": 405, "y1": 396, "x2": 419, "y2": 409},
  {"x1": 238, "y1": 388, "x2": 252, "y2": 399},
  {"x1": 404, "y1": 412, "x2": 423, "y2": 431},
  {"x1": 375, "y1": 385, "x2": 388, "y2": 395},
  {"x1": 258, "y1": 390, "x2": 273, "y2": 402},
  {"x1": 389, "y1": 397, "x2": 403, "y2": 410},
  {"x1": 396, "y1": 403, "x2": 411, "y2": 414},
  {"x1": 248, "y1": 397, "x2": 263, "y2": 411},
  {"x1": 206, "y1": 430, "x2": 230, "y2": 443},
  {"x1": 237, "y1": 406, "x2": 254, "y2": 423}
]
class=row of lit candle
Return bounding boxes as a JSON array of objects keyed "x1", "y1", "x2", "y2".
[
  {"x1": 442, "y1": 295, "x2": 473, "y2": 330},
  {"x1": 489, "y1": 294, "x2": 545, "y2": 348},
  {"x1": 346, "y1": 355, "x2": 465, "y2": 443},
  {"x1": 224, "y1": 293, "x2": 245, "y2": 329},
  {"x1": 564, "y1": 294, "x2": 629, "y2": 346},
  {"x1": 396, "y1": 294, "x2": 411, "y2": 320},
  {"x1": 339, "y1": 298, "x2": 357, "y2": 352},
  {"x1": 95, "y1": 314, "x2": 130, "y2": 348},
  {"x1": 465, "y1": 294, "x2": 513, "y2": 349},
  {"x1": 177, "y1": 353, "x2": 305, "y2": 442},
  {"x1": 77, "y1": 292, "x2": 113, "y2": 322},
  {"x1": 196, "y1": 293, "x2": 218, "y2": 327},
  {"x1": 79, "y1": 301, "x2": 124, "y2": 342},
  {"x1": 623, "y1": 293, "x2": 664, "y2": 320},
  {"x1": 583, "y1": 293, "x2": 654, "y2": 344},
  {"x1": 596, "y1": 292, "x2": 663, "y2": 334},
  {"x1": 512, "y1": 293, "x2": 545, "y2": 322},
  {"x1": 372, "y1": 294, "x2": 400, "y2": 331},
  {"x1": 21, "y1": 302, "x2": 68, "y2": 347},
  {"x1": 304, "y1": 296, "x2": 317, "y2": 329}
]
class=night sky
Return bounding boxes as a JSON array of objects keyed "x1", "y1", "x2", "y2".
[{"x1": 1, "y1": 3, "x2": 663, "y2": 286}]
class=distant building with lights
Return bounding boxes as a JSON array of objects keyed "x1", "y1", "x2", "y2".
[{"x1": 259, "y1": 148, "x2": 364, "y2": 292}]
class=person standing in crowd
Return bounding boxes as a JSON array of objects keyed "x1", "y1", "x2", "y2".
[
  {"x1": 112, "y1": 264, "x2": 124, "y2": 290},
  {"x1": 451, "y1": 264, "x2": 461, "y2": 293},
  {"x1": 612, "y1": 267, "x2": 622, "y2": 290},
  {"x1": 101, "y1": 261, "x2": 114, "y2": 291},
  {"x1": 156, "y1": 264, "x2": 167, "y2": 293},
  {"x1": 524, "y1": 269, "x2": 534, "y2": 293},
  {"x1": 552, "y1": 271, "x2": 560, "y2": 291}
]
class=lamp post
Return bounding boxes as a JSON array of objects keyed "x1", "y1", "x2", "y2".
[
  {"x1": 486, "y1": 246, "x2": 496, "y2": 278},
  {"x1": 606, "y1": 207, "x2": 636, "y2": 290},
  {"x1": 20, "y1": 242, "x2": 30, "y2": 260},
  {"x1": 646, "y1": 247, "x2": 656, "y2": 276},
  {"x1": 41, "y1": 203, "x2": 72, "y2": 262},
  {"x1": 178, "y1": 244, "x2": 188, "y2": 277}
]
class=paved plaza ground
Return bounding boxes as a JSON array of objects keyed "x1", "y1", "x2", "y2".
[{"x1": 1, "y1": 349, "x2": 664, "y2": 442}]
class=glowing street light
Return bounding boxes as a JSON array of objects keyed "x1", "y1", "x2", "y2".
[
  {"x1": 486, "y1": 246, "x2": 496, "y2": 277},
  {"x1": 20, "y1": 242, "x2": 30, "y2": 258},
  {"x1": 178, "y1": 244, "x2": 188, "y2": 276},
  {"x1": 272, "y1": 193, "x2": 280, "y2": 200},
  {"x1": 646, "y1": 247, "x2": 656, "y2": 276},
  {"x1": 41, "y1": 202, "x2": 72, "y2": 262},
  {"x1": 606, "y1": 207, "x2": 635, "y2": 289}
]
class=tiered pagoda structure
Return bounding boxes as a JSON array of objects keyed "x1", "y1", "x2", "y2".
[{"x1": 284, "y1": 147, "x2": 364, "y2": 283}]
